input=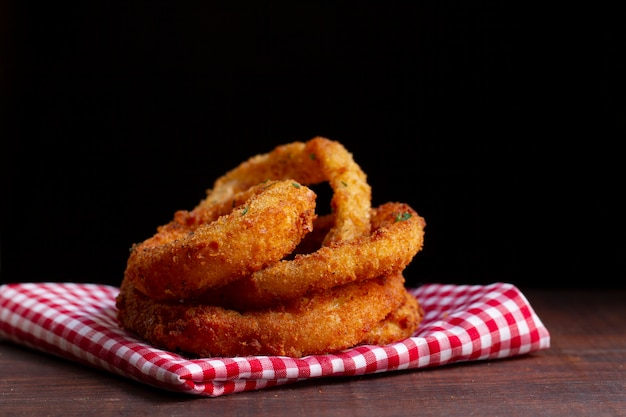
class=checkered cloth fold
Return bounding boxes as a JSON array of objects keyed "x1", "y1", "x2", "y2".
[{"x1": 0, "y1": 282, "x2": 549, "y2": 397}]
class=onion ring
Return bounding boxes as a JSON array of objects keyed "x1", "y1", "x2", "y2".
[
  {"x1": 198, "y1": 202, "x2": 426, "y2": 310},
  {"x1": 199, "y1": 137, "x2": 372, "y2": 244},
  {"x1": 116, "y1": 273, "x2": 411, "y2": 358},
  {"x1": 124, "y1": 180, "x2": 317, "y2": 300}
]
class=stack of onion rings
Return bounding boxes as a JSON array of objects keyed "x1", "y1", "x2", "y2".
[{"x1": 117, "y1": 137, "x2": 426, "y2": 358}]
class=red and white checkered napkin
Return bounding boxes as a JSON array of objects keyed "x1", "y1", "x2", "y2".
[{"x1": 0, "y1": 282, "x2": 550, "y2": 397}]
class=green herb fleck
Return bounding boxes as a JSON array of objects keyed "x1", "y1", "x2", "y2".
[
  {"x1": 341, "y1": 180, "x2": 348, "y2": 187},
  {"x1": 309, "y1": 153, "x2": 317, "y2": 160},
  {"x1": 262, "y1": 180, "x2": 278, "y2": 189},
  {"x1": 291, "y1": 182, "x2": 301, "y2": 188},
  {"x1": 241, "y1": 206, "x2": 250, "y2": 216},
  {"x1": 395, "y1": 212, "x2": 412, "y2": 222}
]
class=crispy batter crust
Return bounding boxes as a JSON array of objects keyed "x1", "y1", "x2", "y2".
[
  {"x1": 361, "y1": 290, "x2": 424, "y2": 346},
  {"x1": 116, "y1": 274, "x2": 412, "y2": 358}
]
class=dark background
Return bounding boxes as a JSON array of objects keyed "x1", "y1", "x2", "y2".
[{"x1": 1, "y1": 3, "x2": 623, "y2": 289}]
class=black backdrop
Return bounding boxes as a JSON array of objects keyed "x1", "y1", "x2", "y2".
[{"x1": 1, "y1": 3, "x2": 624, "y2": 289}]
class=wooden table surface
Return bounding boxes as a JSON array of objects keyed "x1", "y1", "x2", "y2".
[{"x1": 1, "y1": 287, "x2": 624, "y2": 417}]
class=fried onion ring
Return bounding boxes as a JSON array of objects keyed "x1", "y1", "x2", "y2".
[
  {"x1": 116, "y1": 273, "x2": 411, "y2": 358},
  {"x1": 124, "y1": 180, "x2": 317, "y2": 300},
  {"x1": 199, "y1": 137, "x2": 372, "y2": 244},
  {"x1": 198, "y1": 202, "x2": 426, "y2": 310}
]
